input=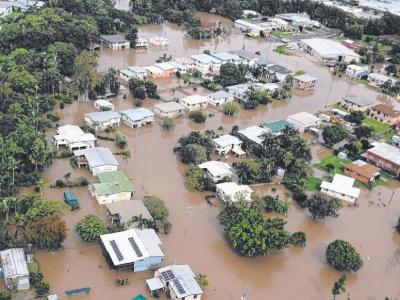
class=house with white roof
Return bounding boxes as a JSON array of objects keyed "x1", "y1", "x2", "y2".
[
  {"x1": 128, "y1": 66, "x2": 148, "y2": 80},
  {"x1": 179, "y1": 95, "x2": 209, "y2": 111},
  {"x1": 171, "y1": 57, "x2": 195, "y2": 73},
  {"x1": 100, "y1": 228, "x2": 164, "y2": 271},
  {"x1": 120, "y1": 108, "x2": 154, "y2": 128},
  {"x1": 299, "y1": 38, "x2": 360, "y2": 64},
  {"x1": 53, "y1": 124, "x2": 96, "y2": 150},
  {"x1": 190, "y1": 54, "x2": 221, "y2": 74},
  {"x1": 234, "y1": 19, "x2": 264, "y2": 36},
  {"x1": 73, "y1": 147, "x2": 119, "y2": 176},
  {"x1": 154, "y1": 62, "x2": 176, "y2": 76},
  {"x1": 0, "y1": 248, "x2": 30, "y2": 291},
  {"x1": 368, "y1": 72, "x2": 392, "y2": 86},
  {"x1": 135, "y1": 36, "x2": 149, "y2": 48},
  {"x1": 293, "y1": 74, "x2": 317, "y2": 90},
  {"x1": 94, "y1": 99, "x2": 115, "y2": 111},
  {"x1": 341, "y1": 95, "x2": 373, "y2": 112},
  {"x1": 230, "y1": 50, "x2": 259, "y2": 66},
  {"x1": 216, "y1": 182, "x2": 253, "y2": 203},
  {"x1": 0, "y1": 1, "x2": 14, "y2": 17},
  {"x1": 226, "y1": 84, "x2": 250, "y2": 101},
  {"x1": 148, "y1": 36, "x2": 169, "y2": 47},
  {"x1": 213, "y1": 134, "x2": 243, "y2": 155},
  {"x1": 210, "y1": 52, "x2": 242, "y2": 65},
  {"x1": 119, "y1": 69, "x2": 136, "y2": 81},
  {"x1": 198, "y1": 161, "x2": 234, "y2": 182},
  {"x1": 207, "y1": 90, "x2": 234, "y2": 106},
  {"x1": 253, "y1": 82, "x2": 280, "y2": 93},
  {"x1": 320, "y1": 174, "x2": 361, "y2": 203},
  {"x1": 264, "y1": 64, "x2": 293, "y2": 82},
  {"x1": 237, "y1": 126, "x2": 269, "y2": 146},
  {"x1": 147, "y1": 265, "x2": 203, "y2": 300},
  {"x1": 346, "y1": 64, "x2": 369, "y2": 79},
  {"x1": 362, "y1": 142, "x2": 400, "y2": 176},
  {"x1": 153, "y1": 102, "x2": 186, "y2": 118},
  {"x1": 100, "y1": 35, "x2": 130, "y2": 49},
  {"x1": 287, "y1": 112, "x2": 321, "y2": 133},
  {"x1": 85, "y1": 111, "x2": 121, "y2": 131},
  {"x1": 144, "y1": 65, "x2": 166, "y2": 79}
]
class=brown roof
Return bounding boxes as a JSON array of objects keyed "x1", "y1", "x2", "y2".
[
  {"x1": 371, "y1": 104, "x2": 400, "y2": 118},
  {"x1": 344, "y1": 160, "x2": 380, "y2": 179}
]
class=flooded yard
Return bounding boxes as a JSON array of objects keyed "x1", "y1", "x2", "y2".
[{"x1": 36, "y1": 14, "x2": 400, "y2": 300}]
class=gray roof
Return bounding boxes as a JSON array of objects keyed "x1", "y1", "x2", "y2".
[
  {"x1": 158, "y1": 265, "x2": 203, "y2": 297},
  {"x1": 367, "y1": 142, "x2": 400, "y2": 165},
  {"x1": 208, "y1": 90, "x2": 233, "y2": 100},
  {"x1": 190, "y1": 54, "x2": 221, "y2": 64},
  {"x1": 256, "y1": 57, "x2": 275, "y2": 66},
  {"x1": 267, "y1": 64, "x2": 293, "y2": 74},
  {"x1": 230, "y1": 50, "x2": 259, "y2": 61},
  {"x1": 294, "y1": 74, "x2": 317, "y2": 82},
  {"x1": 342, "y1": 95, "x2": 374, "y2": 107},
  {"x1": 85, "y1": 111, "x2": 121, "y2": 123},
  {"x1": 100, "y1": 34, "x2": 128, "y2": 44},
  {"x1": 106, "y1": 200, "x2": 152, "y2": 223},
  {"x1": 74, "y1": 147, "x2": 119, "y2": 168},
  {"x1": 120, "y1": 108, "x2": 154, "y2": 122},
  {"x1": 210, "y1": 52, "x2": 241, "y2": 62},
  {"x1": 153, "y1": 102, "x2": 185, "y2": 113},
  {"x1": 0, "y1": 248, "x2": 29, "y2": 278}
]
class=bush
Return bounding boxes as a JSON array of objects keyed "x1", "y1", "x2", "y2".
[
  {"x1": 322, "y1": 125, "x2": 348, "y2": 146},
  {"x1": 396, "y1": 217, "x2": 400, "y2": 233},
  {"x1": 326, "y1": 240, "x2": 363, "y2": 272},
  {"x1": 115, "y1": 134, "x2": 127, "y2": 149},
  {"x1": 290, "y1": 231, "x2": 306, "y2": 247},
  {"x1": 262, "y1": 195, "x2": 289, "y2": 214},
  {"x1": 143, "y1": 196, "x2": 172, "y2": 234},
  {"x1": 189, "y1": 110, "x2": 207, "y2": 123},
  {"x1": 55, "y1": 179, "x2": 66, "y2": 188},
  {"x1": 29, "y1": 272, "x2": 44, "y2": 286},
  {"x1": 222, "y1": 102, "x2": 240, "y2": 116},
  {"x1": 185, "y1": 166, "x2": 214, "y2": 192},
  {"x1": 35, "y1": 282, "x2": 50, "y2": 296},
  {"x1": 75, "y1": 176, "x2": 88, "y2": 186},
  {"x1": 76, "y1": 214, "x2": 108, "y2": 242},
  {"x1": 133, "y1": 98, "x2": 143, "y2": 106},
  {"x1": 160, "y1": 117, "x2": 175, "y2": 130},
  {"x1": 305, "y1": 193, "x2": 342, "y2": 220},
  {"x1": 0, "y1": 291, "x2": 12, "y2": 300}
]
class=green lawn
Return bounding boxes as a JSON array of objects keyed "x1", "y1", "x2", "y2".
[
  {"x1": 28, "y1": 261, "x2": 39, "y2": 273},
  {"x1": 273, "y1": 45, "x2": 293, "y2": 56},
  {"x1": 314, "y1": 155, "x2": 352, "y2": 174},
  {"x1": 303, "y1": 176, "x2": 322, "y2": 192},
  {"x1": 362, "y1": 117, "x2": 395, "y2": 141},
  {"x1": 271, "y1": 31, "x2": 294, "y2": 38},
  {"x1": 332, "y1": 102, "x2": 349, "y2": 112},
  {"x1": 372, "y1": 173, "x2": 391, "y2": 187}
]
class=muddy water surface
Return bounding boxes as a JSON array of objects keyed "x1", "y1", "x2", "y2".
[{"x1": 36, "y1": 14, "x2": 400, "y2": 300}]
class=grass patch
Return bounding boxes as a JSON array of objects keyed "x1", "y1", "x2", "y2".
[
  {"x1": 372, "y1": 173, "x2": 391, "y2": 187},
  {"x1": 332, "y1": 103, "x2": 349, "y2": 112},
  {"x1": 362, "y1": 117, "x2": 395, "y2": 141},
  {"x1": 273, "y1": 45, "x2": 293, "y2": 56},
  {"x1": 303, "y1": 176, "x2": 322, "y2": 192},
  {"x1": 28, "y1": 261, "x2": 39, "y2": 273},
  {"x1": 271, "y1": 31, "x2": 293, "y2": 38},
  {"x1": 314, "y1": 155, "x2": 352, "y2": 174}
]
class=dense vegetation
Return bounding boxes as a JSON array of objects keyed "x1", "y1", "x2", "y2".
[
  {"x1": 143, "y1": 196, "x2": 173, "y2": 234},
  {"x1": 326, "y1": 240, "x2": 363, "y2": 272},
  {"x1": 174, "y1": 131, "x2": 215, "y2": 164}
]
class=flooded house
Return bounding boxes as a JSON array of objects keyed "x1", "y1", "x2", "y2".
[
  {"x1": 190, "y1": 54, "x2": 221, "y2": 74},
  {"x1": 119, "y1": 69, "x2": 136, "y2": 81},
  {"x1": 292, "y1": 74, "x2": 318, "y2": 90},
  {"x1": 154, "y1": 62, "x2": 176, "y2": 77},
  {"x1": 99, "y1": 34, "x2": 130, "y2": 50},
  {"x1": 263, "y1": 119, "x2": 294, "y2": 135},
  {"x1": 73, "y1": 147, "x2": 119, "y2": 176},
  {"x1": 207, "y1": 90, "x2": 234, "y2": 106},
  {"x1": 152, "y1": 102, "x2": 186, "y2": 118},
  {"x1": 147, "y1": 265, "x2": 203, "y2": 300},
  {"x1": 198, "y1": 161, "x2": 234, "y2": 183},
  {"x1": 362, "y1": 142, "x2": 400, "y2": 176},
  {"x1": 53, "y1": 124, "x2": 96, "y2": 150},
  {"x1": 120, "y1": 108, "x2": 155, "y2": 128},
  {"x1": 106, "y1": 200, "x2": 153, "y2": 227},
  {"x1": 144, "y1": 65, "x2": 167, "y2": 79},
  {"x1": 128, "y1": 66, "x2": 148, "y2": 80},
  {"x1": 369, "y1": 104, "x2": 400, "y2": 125},
  {"x1": 344, "y1": 160, "x2": 380, "y2": 185},
  {"x1": 320, "y1": 174, "x2": 361, "y2": 203},
  {"x1": 341, "y1": 95, "x2": 374, "y2": 112},
  {"x1": 367, "y1": 73, "x2": 391, "y2": 86},
  {"x1": 226, "y1": 83, "x2": 250, "y2": 102},
  {"x1": 346, "y1": 64, "x2": 369, "y2": 79},
  {"x1": 210, "y1": 52, "x2": 242, "y2": 65},
  {"x1": 84, "y1": 111, "x2": 121, "y2": 131},
  {"x1": 171, "y1": 57, "x2": 195, "y2": 73},
  {"x1": 212, "y1": 134, "x2": 243, "y2": 155},
  {"x1": 148, "y1": 36, "x2": 169, "y2": 47},
  {"x1": 237, "y1": 125, "x2": 269, "y2": 147},
  {"x1": 234, "y1": 19, "x2": 264, "y2": 37},
  {"x1": 253, "y1": 82, "x2": 280, "y2": 93},
  {"x1": 216, "y1": 182, "x2": 253, "y2": 203},
  {"x1": 179, "y1": 95, "x2": 209, "y2": 111},
  {"x1": 265, "y1": 64, "x2": 293, "y2": 82},
  {"x1": 89, "y1": 171, "x2": 134, "y2": 204},
  {"x1": 135, "y1": 36, "x2": 149, "y2": 48},
  {"x1": 94, "y1": 99, "x2": 115, "y2": 111},
  {"x1": 0, "y1": 248, "x2": 30, "y2": 291},
  {"x1": 100, "y1": 228, "x2": 164, "y2": 271},
  {"x1": 287, "y1": 112, "x2": 321, "y2": 133},
  {"x1": 230, "y1": 50, "x2": 259, "y2": 66}
]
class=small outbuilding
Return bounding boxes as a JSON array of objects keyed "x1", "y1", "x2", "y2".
[
  {"x1": 0, "y1": 248, "x2": 30, "y2": 291},
  {"x1": 320, "y1": 174, "x2": 361, "y2": 203}
]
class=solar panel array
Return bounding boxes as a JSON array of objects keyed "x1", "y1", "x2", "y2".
[
  {"x1": 173, "y1": 278, "x2": 186, "y2": 295},
  {"x1": 128, "y1": 237, "x2": 143, "y2": 257},
  {"x1": 160, "y1": 270, "x2": 175, "y2": 282},
  {"x1": 110, "y1": 240, "x2": 123, "y2": 261}
]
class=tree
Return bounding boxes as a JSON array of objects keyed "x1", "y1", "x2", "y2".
[
  {"x1": 222, "y1": 102, "x2": 240, "y2": 116},
  {"x1": 218, "y1": 63, "x2": 247, "y2": 87},
  {"x1": 160, "y1": 117, "x2": 175, "y2": 130},
  {"x1": 305, "y1": 193, "x2": 342, "y2": 220},
  {"x1": 25, "y1": 215, "x2": 67, "y2": 249},
  {"x1": 126, "y1": 26, "x2": 138, "y2": 47},
  {"x1": 326, "y1": 240, "x2": 363, "y2": 272},
  {"x1": 143, "y1": 196, "x2": 172, "y2": 234},
  {"x1": 35, "y1": 282, "x2": 49, "y2": 296},
  {"x1": 189, "y1": 110, "x2": 207, "y2": 123},
  {"x1": 354, "y1": 125, "x2": 372, "y2": 139},
  {"x1": 343, "y1": 23, "x2": 363, "y2": 40},
  {"x1": 144, "y1": 81, "x2": 158, "y2": 98},
  {"x1": 331, "y1": 274, "x2": 347, "y2": 299},
  {"x1": 345, "y1": 111, "x2": 364, "y2": 125},
  {"x1": 0, "y1": 291, "x2": 12, "y2": 300},
  {"x1": 233, "y1": 159, "x2": 260, "y2": 184},
  {"x1": 133, "y1": 87, "x2": 146, "y2": 100},
  {"x1": 48, "y1": 42, "x2": 77, "y2": 76},
  {"x1": 76, "y1": 214, "x2": 108, "y2": 242},
  {"x1": 290, "y1": 231, "x2": 306, "y2": 247},
  {"x1": 196, "y1": 273, "x2": 209, "y2": 290},
  {"x1": 322, "y1": 125, "x2": 348, "y2": 146},
  {"x1": 262, "y1": 195, "x2": 289, "y2": 214}
]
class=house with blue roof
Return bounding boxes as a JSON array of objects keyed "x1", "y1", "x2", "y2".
[
  {"x1": 120, "y1": 108, "x2": 155, "y2": 128},
  {"x1": 84, "y1": 111, "x2": 121, "y2": 131}
]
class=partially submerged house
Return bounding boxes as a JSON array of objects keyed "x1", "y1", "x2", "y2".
[
  {"x1": 154, "y1": 62, "x2": 176, "y2": 77},
  {"x1": 148, "y1": 36, "x2": 169, "y2": 47},
  {"x1": 216, "y1": 182, "x2": 253, "y2": 203},
  {"x1": 135, "y1": 36, "x2": 149, "y2": 48},
  {"x1": 0, "y1": 248, "x2": 30, "y2": 291},
  {"x1": 180, "y1": 95, "x2": 209, "y2": 111},
  {"x1": 346, "y1": 64, "x2": 369, "y2": 79},
  {"x1": 210, "y1": 52, "x2": 242, "y2": 65},
  {"x1": 153, "y1": 102, "x2": 186, "y2": 118},
  {"x1": 94, "y1": 99, "x2": 115, "y2": 111},
  {"x1": 84, "y1": 111, "x2": 121, "y2": 131},
  {"x1": 344, "y1": 160, "x2": 380, "y2": 185},
  {"x1": 341, "y1": 95, "x2": 373, "y2": 112},
  {"x1": 89, "y1": 171, "x2": 134, "y2": 204},
  {"x1": 119, "y1": 69, "x2": 136, "y2": 81},
  {"x1": 144, "y1": 66, "x2": 165, "y2": 79},
  {"x1": 293, "y1": 74, "x2": 317, "y2": 90},
  {"x1": 237, "y1": 126, "x2": 269, "y2": 147},
  {"x1": 147, "y1": 265, "x2": 203, "y2": 300},
  {"x1": 198, "y1": 161, "x2": 234, "y2": 183},
  {"x1": 212, "y1": 134, "x2": 243, "y2": 156},
  {"x1": 100, "y1": 229, "x2": 164, "y2": 271},
  {"x1": 265, "y1": 64, "x2": 293, "y2": 82},
  {"x1": 230, "y1": 50, "x2": 259, "y2": 66},
  {"x1": 73, "y1": 147, "x2": 119, "y2": 176},
  {"x1": 320, "y1": 174, "x2": 361, "y2": 203},
  {"x1": 53, "y1": 124, "x2": 96, "y2": 150},
  {"x1": 362, "y1": 142, "x2": 400, "y2": 176},
  {"x1": 99, "y1": 35, "x2": 130, "y2": 50},
  {"x1": 226, "y1": 84, "x2": 250, "y2": 102},
  {"x1": 190, "y1": 54, "x2": 221, "y2": 74},
  {"x1": 170, "y1": 57, "x2": 194, "y2": 73},
  {"x1": 369, "y1": 104, "x2": 400, "y2": 125},
  {"x1": 287, "y1": 112, "x2": 321, "y2": 133},
  {"x1": 367, "y1": 72, "x2": 391, "y2": 86},
  {"x1": 207, "y1": 91, "x2": 234, "y2": 106},
  {"x1": 106, "y1": 200, "x2": 152, "y2": 227},
  {"x1": 120, "y1": 108, "x2": 155, "y2": 128},
  {"x1": 128, "y1": 66, "x2": 148, "y2": 80}
]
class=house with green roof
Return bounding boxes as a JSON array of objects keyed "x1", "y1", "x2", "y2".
[
  {"x1": 89, "y1": 171, "x2": 134, "y2": 204},
  {"x1": 263, "y1": 120, "x2": 293, "y2": 134}
]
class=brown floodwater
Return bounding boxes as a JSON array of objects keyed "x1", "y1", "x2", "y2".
[{"x1": 35, "y1": 14, "x2": 400, "y2": 300}]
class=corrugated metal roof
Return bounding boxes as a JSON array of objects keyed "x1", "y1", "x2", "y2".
[
  {"x1": 213, "y1": 134, "x2": 242, "y2": 148},
  {"x1": 120, "y1": 108, "x2": 154, "y2": 122},
  {"x1": 74, "y1": 147, "x2": 119, "y2": 168},
  {"x1": 93, "y1": 171, "x2": 134, "y2": 196},
  {"x1": 157, "y1": 265, "x2": 203, "y2": 297},
  {"x1": 106, "y1": 200, "x2": 152, "y2": 223},
  {"x1": 85, "y1": 111, "x2": 121, "y2": 123},
  {"x1": 0, "y1": 248, "x2": 29, "y2": 278}
]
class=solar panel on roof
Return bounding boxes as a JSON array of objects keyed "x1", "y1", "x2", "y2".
[
  {"x1": 128, "y1": 237, "x2": 143, "y2": 257},
  {"x1": 110, "y1": 240, "x2": 123, "y2": 261},
  {"x1": 161, "y1": 270, "x2": 175, "y2": 281},
  {"x1": 173, "y1": 278, "x2": 186, "y2": 295}
]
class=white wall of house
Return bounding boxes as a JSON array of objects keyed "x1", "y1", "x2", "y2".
[
  {"x1": 91, "y1": 165, "x2": 118, "y2": 176},
  {"x1": 122, "y1": 115, "x2": 154, "y2": 128},
  {"x1": 92, "y1": 191, "x2": 132, "y2": 205},
  {"x1": 208, "y1": 95, "x2": 234, "y2": 106},
  {"x1": 320, "y1": 188, "x2": 357, "y2": 203},
  {"x1": 85, "y1": 116, "x2": 121, "y2": 131}
]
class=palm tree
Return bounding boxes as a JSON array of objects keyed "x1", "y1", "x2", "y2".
[
  {"x1": 129, "y1": 214, "x2": 149, "y2": 229},
  {"x1": 196, "y1": 273, "x2": 209, "y2": 290}
]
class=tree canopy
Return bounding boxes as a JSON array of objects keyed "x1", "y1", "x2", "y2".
[
  {"x1": 305, "y1": 193, "x2": 342, "y2": 220},
  {"x1": 326, "y1": 240, "x2": 363, "y2": 272}
]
